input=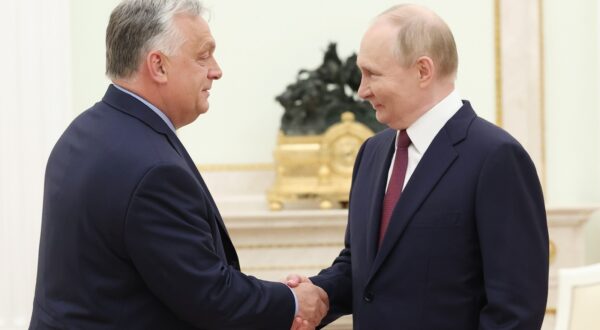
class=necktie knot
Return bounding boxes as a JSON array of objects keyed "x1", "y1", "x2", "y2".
[{"x1": 397, "y1": 130, "x2": 411, "y2": 148}]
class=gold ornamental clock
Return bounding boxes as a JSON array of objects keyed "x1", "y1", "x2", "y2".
[{"x1": 268, "y1": 112, "x2": 373, "y2": 210}]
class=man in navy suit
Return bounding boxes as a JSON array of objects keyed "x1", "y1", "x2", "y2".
[
  {"x1": 29, "y1": 0, "x2": 328, "y2": 329},
  {"x1": 288, "y1": 4, "x2": 549, "y2": 329}
]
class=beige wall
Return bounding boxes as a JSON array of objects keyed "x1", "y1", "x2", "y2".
[
  {"x1": 68, "y1": 0, "x2": 599, "y2": 260},
  {"x1": 70, "y1": 0, "x2": 116, "y2": 116},
  {"x1": 69, "y1": 0, "x2": 495, "y2": 165},
  {"x1": 543, "y1": 0, "x2": 600, "y2": 263},
  {"x1": 544, "y1": 0, "x2": 599, "y2": 206}
]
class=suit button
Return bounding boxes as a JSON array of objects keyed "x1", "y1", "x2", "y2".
[{"x1": 363, "y1": 291, "x2": 374, "y2": 302}]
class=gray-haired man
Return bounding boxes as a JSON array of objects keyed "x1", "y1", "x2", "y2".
[{"x1": 30, "y1": 1, "x2": 327, "y2": 329}]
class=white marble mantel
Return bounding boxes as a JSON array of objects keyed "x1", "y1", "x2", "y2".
[{"x1": 217, "y1": 199, "x2": 595, "y2": 329}]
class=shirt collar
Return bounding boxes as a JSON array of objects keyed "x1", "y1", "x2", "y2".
[
  {"x1": 112, "y1": 83, "x2": 176, "y2": 133},
  {"x1": 404, "y1": 89, "x2": 463, "y2": 154}
]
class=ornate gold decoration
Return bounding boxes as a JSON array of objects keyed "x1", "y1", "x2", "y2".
[
  {"x1": 268, "y1": 112, "x2": 374, "y2": 210},
  {"x1": 549, "y1": 239, "x2": 557, "y2": 265}
]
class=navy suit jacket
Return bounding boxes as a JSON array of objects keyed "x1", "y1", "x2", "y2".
[
  {"x1": 312, "y1": 102, "x2": 549, "y2": 330},
  {"x1": 30, "y1": 85, "x2": 295, "y2": 330}
]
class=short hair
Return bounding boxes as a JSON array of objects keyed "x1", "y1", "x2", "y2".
[
  {"x1": 106, "y1": 0, "x2": 204, "y2": 80},
  {"x1": 379, "y1": 4, "x2": 458, "y2": 79}
]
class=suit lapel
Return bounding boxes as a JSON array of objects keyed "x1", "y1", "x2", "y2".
[
  {"x1": 166, "y1": 132, "x2": 239, "y2": 265},
  {"x1": 365, "y1": 130, "x2": 397, "y2": 264},
  {"x1": 102, "y1": 85, "x2": 238, "y2": 264},
  {"x1": 166, "y1": 131, "x2": 231, "y2": 235},
  {"x1": 367, "y1": 104, "x2": 475, "y2": 282}
]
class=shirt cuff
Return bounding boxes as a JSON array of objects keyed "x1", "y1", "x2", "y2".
[{"x1": 288, "y1": 286, "x2": 299, "y2": 315}]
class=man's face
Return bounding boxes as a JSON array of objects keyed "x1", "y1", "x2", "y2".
[
  {"x1": 163, "y1": 15, "x2": 221, "y2": 128},
  {"x1": 356, "y1": 22, "x2": 422, "y2": 130}
]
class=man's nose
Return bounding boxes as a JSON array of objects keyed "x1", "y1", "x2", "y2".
[
  {"x1": 357, "y1": 78, "x2": 370, "y2": 99},
  {"x1": 208, "y1": 58, "x2": 222, "y2": 80}
]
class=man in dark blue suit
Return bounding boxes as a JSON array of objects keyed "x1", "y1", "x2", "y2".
[
  {"x1": 29, "y1": 0, "x2": 328, "y2": 329},
  {"x1": 288, "y1": 4, "x2": 548, "y2": 330}
]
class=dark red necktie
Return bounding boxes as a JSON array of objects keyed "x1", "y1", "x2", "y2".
[{"x1": 379, "y1": 130, "x2": 411, "y2": 247}]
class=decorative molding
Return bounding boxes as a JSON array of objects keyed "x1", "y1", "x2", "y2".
[
  {"x1": 223, "y1": 209, "x2": 349, "y2": 225},
  {"x1": 243, "y1": 264, "x2": 331, "y2": 272},
  {"x1": 547, "y1": 207, "x2": 598, "y2": 226},
  {"x1": 494, "y1": 0, "x2": 503, "y2": 127},
  {"x1": 538, "y1": 0, "x2": 547, "y2": 190},
  {"x1": 197, "y1": 163, "x2": 274, "y2": 172},
  {"x1": 549, "y1": 240, "x2": 557, "y2": 265},
  {"x1": 236, "y1": 242, "x2": 343, "y2": 249},
  {"x1": 496, "y1": 0, "x2": 547, "y2": 194}
]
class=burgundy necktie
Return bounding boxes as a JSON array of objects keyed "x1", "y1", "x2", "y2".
[{"x1": 379, "y1": 129, "x2": 411, "y2": 247}]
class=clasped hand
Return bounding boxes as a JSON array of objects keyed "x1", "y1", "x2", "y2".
[{"x1": 285, "y1": 274, "x2": 328, "y2": 330}]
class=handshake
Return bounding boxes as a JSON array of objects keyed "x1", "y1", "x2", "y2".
[{"x1": 285, "y1": 274, "x2": 329, "y2": 330}]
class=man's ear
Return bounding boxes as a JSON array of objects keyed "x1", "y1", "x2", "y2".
[
  {"x1": 415, "y1": 56, "x2": 434, "y2": 87},
  {"x1": 146, "y1": 51, "x2": 168, "y2": 83}
]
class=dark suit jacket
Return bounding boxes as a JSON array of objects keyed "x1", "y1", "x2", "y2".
[
  {"x1": 312, "y1": 102, "x2": 549, "y2": 330},
  {"x1": 30, "y1": 85, "x2": 294, "y2": 330}
]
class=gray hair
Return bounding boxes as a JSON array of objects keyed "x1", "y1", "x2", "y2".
[
  {"x1": 106, "y1": 0, "x2": 204, "y2": 80},
  {"x1": 379, "y1": 4, "x2": 458, "y2": 79}
]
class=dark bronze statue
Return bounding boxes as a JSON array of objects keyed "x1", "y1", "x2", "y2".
[{"x1": 276, "y1": 43, "x2": 386, "y2": 135}]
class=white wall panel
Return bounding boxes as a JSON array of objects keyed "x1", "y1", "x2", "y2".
[
  {"x1": 0, "y1": 0, "x2": 71, "y2": 328},
  {"x1": 544, "y1": 0, "x2": 599, "y2": 206}
]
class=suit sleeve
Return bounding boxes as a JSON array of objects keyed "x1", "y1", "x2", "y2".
[
  {"x1": 475, "y1": 142, "x2": 549, "y2": 329},
  {"x1": 123, "y1": 162, "x2": 295, "y2": 329},
  {"x1": 310, "y1": 139, "x2": 370, "y2": 325}
]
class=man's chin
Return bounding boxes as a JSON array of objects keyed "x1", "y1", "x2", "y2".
[
  {"x1": 374, "y1": 111, "x2": 390, "y2": 126},
  {"x1": 196, "y1": 102, "x2": 210, "y2": 115},
  {"x1": 195, "y1": 109, "x2": 208, "y2": 119}
]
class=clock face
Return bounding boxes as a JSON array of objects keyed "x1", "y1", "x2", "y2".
[{"x1": 331, "y1": 135, "x2": 361, "y2": 175}]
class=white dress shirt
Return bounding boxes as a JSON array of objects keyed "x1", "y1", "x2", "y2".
[{"x1": 386, "y1": 89, "x2": 463, "y2": 192}]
